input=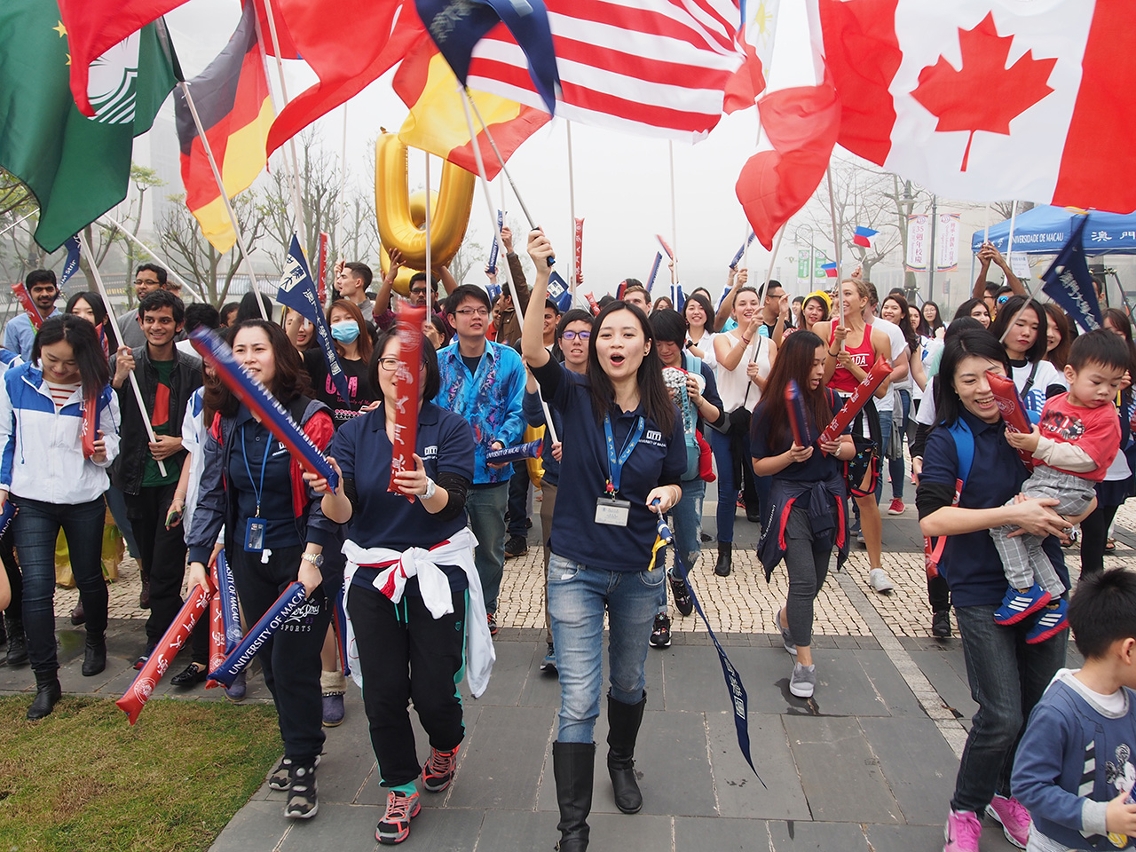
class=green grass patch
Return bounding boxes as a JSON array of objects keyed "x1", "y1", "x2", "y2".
[{"x1": 0, "y1": 695, "x2": 281, "y2": 852}]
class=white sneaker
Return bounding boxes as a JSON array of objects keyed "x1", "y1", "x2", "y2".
[
  {"x1": 790, "y1": 663, "x2": 816, "y2": 698},
  {"x1": 868, "y1": 568, "x2": 894, "y2": 593}
]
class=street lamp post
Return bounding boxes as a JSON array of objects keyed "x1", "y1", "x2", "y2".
[{"x1": 794, "y1": 224, "x2": 816, "y2": 293}]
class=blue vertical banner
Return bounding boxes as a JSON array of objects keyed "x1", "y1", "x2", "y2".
[
  {"x1": 487, "y1": 209, "x2": 504, "y2": 274},
  {"x1": 59, "y1": 235, "x2": 81, "y2": 287},
  {"x1": 1041, "y1": 216, "x2": 1102, "y2": 332},
  {"x1": 276, "y1": 234, "x2": 351, "y2": 403},
  {"x1": 546, "y1": 270, "x2": 572, "y2": 312},
  {"x1": 646, "y1": 252, "x2": 663, "y2": 294}
]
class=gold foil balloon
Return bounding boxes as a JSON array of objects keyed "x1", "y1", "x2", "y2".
[{"x1": 375, "y1": 133, "x2": 475, "y2": 297}]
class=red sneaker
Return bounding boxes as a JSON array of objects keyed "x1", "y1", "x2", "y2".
[{"x1": 887, "y1": 498, "x2": 905, "y2": 515}]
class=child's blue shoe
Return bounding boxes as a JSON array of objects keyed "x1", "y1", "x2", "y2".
[{"x1": 994, "y1": 583, "x2": 1051, "y2": 625}]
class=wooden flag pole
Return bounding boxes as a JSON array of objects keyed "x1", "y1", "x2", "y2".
[
  {"x1": 465, "y1": 95, "x2": 539, "y2": 232},
  {"x1": 825, "y1": 165, "x2": 844, "y2": 335},
  {"x1": 668, "y1": 140, "x2": 679, "y2": 285},
  {"x1": 180, "y1": 82, "x2": 268, "y2": 320},
  {"x1": 566, "y1": 120, "x2": 578, "y2": 295},
  {"x1": 79, "y1": 231, "x2": 168, "y2": 477},
  {"x1": 0, "y1": 211, "x2": 34, "y2": 240},
  {"x1": 424, "y1": 153, "x2": 433, "y2": 316},
  {"x1": 459, "y1": 87, "x2": 559, "y2": 446}
]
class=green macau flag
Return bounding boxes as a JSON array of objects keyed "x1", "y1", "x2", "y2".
[{"x1": 0, "y1": 1, "x2": 179, "y2": 252}]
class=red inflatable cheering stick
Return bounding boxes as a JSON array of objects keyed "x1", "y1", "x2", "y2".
[
  {"x1": 389, "y1": 304, "x2": 426, "y2": 500},
  {"x1": 819, "y1": 358, "x2": 893, "y2": 446},
  {"x1": 986, "y1": 370, "x2": 1036, "y2": 467},
  {"x1": 117, "y1": 585, "x2": 212, "y2": 724}
]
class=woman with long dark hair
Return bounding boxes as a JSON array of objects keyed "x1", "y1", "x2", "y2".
[
  {"x1": 918, "y1": 329, "x2": 1091, "y2": 850},
  {"x1": 989, "y1": 295, "x2": 1066, "y2": 419},
  {"x1": 953, "y1": 298, "x2": 991, "y2": 329},
  {"x1": 798, "y1": 291, "x2": 830, "y2": 334},
  {"x1": 683, "y1": 291, "x2": 716, "y2": 362},
  {"x1": 751, "y1": 331, "x2": 853, "y2": 698},
  {"x1": 523, "y1": 231, "x2": 685, "y2": 852},
  {"x1": 66, "y1": 291, "x2": 110, "y2": 353},
  {"x1": 921, "y1": 300, "x2": 945, "y2": 338},
  {"x1": 0, "y1": 316, "x2": 119, "y2": 719},
  {"x1": 186, "y1": 320, "x2": 339, "y2": 822},
  {"x1": 1043, "y1": 302, "x2": 1072, "y2": 371},
  {"x1": 879, "y1": 293, "x2": 927, "y2": 515},
  {"x1": 307, "y1": 330, "x2": 485, "y2": 845}
]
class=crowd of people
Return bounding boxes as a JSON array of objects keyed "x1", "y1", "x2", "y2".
[{"x1": 2, "y1": 231, "x2": 1136, "y2": 852}]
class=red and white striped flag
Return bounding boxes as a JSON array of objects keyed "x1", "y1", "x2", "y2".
[
  {"x1": 466, "y1": 0, "x2": 745, "y2": 139},
  {"x1": 818, "y1": 0, "x2": 1136, "y2": 213}
]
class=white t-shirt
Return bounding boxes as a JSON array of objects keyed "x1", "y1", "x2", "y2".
[
  {"x1": 1013, "y1": 359, "x2": 1067, "y2": 418},
  {"x1": 714, "y1": 330, "x2": 770, "y2": 413},
  {"x1": 872, "y1": 316, "x2": 907, "y2": 413},
  {"x1": 912, "y1": 336, "x2": 943, "y2": 402}
]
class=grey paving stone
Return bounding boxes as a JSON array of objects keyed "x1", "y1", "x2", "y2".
[
  {"x1": 663, "y1": 644, "x2": 800, "y2": 716},
  {"x1": 472, "y1": 810, "x2": 560, "y2": 852},
  {"x1": 707, "y1": 712, "x2": 810, "y2": 820},
  {"x1": 316, "y1": 696, "x2": 379, "y2": 805},
  {"x1": 854, "y1": 649, "x2": 925, "y2": 717},
  {"x1": 783, "y1": 715, "x2": 901, "y2": 824},
  {"x1": 632, "y1": 709, "x2": 718, "y2": 817},
  {"x1": 208, "y1": 800, "x2": 289, "y2": 852},
  {"x1": 767, "y1": 819, "x2": 870, "y2": 851},
  {"x1": 277, "y1": 802, "x2": 382, "y2": 851},
  {"x1": 785, "y1": 650, "x2": 909, "y2": 718},
  {"x1": 391, "y1": 806, "x2": 483, "y2": 851},
  {"x1": 459, "y1": 640, "x2": 535, "y2": 706},
  {"x1": 445, "y1": 705, "x2": 555, "y2": 810},
  {"x1": 586, "y1": 812, "x2": 673, "y2": 849},
  {"x1": 864, "y1": 823, "x2": 948, "y2": 852},
  {"x1": 907, "y1": 648, "x2": 978, "y2": 726},
  {"x1": 674, "y1": 815, "x2": 770, "y2": 850},
  {"x1": 859, "y1": 716, "x2": 958, "y2": 826}
]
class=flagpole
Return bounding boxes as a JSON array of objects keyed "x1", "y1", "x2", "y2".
[
  {"x1": 179, "y1": 82, "x2": 269, "y2": 320},
  {"x1": 424, "y1": 153, "x2": 433, "y2": 316},
  {"x1": 982, "y1": 202, "x2": 990, "y2": 246},
  {"x1": 566, "y1": 120, "x2": 577, "y2": 296},
  {"x1": 98, "y1": 214, "x2": 206, "y2": 303},
  {"x1": 255, "y1": 0, "x2": 310, "y2": 255},
  {"x1": 464, "y1": 93, "x2": 539, "y2": 232},
  {"x1": 1005, "y1": 199, "x2": 1019, "y2": 273},
  {"x1": 824, "y1": 164, "x2": 844, "y2": 334},
  {"x1": 334, "y1": 101, "x2": 349, "y2": 308},
  {"x1": 668, "y1": 140, "x2": 679, "y2": 286},
  {"x1": 742, "y1": 223, "x2": 753, "y2": 273},
  {"x1": 459, "y1": 86, "x2": 559, "y2": 446},
  {"x1": 79, "y1": 231, "x2": 168, "y2": 477},
  {"x1": 0, "y1": 211, "x2": 34, "y2": 240}
]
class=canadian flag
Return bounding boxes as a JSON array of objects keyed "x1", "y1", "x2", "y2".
[{"x1": 817, "y1": 0, "x2": 1134, "y2": 213}]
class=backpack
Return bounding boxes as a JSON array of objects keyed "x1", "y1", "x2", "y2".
[
  {"x1": 923, "y1": 418, "x2": 975, "y2": 579},
  {"x1": 668, "y1": 352, "x2": 705, "y2": 482}
]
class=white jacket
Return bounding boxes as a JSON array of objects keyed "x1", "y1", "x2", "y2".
[
  {"x1": 342, "y1": 527, "x2": 494, "y2": 697},
  {"x1": 0, "y1": 362, "x2": 120, "y2": 504}
]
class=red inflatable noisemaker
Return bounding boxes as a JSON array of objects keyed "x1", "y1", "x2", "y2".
[{"x1": 819, "y1": 357, "x2": 893, "y2": 445}]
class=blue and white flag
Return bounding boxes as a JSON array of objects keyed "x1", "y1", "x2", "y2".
[
  {"x1": 276, "y1": 234, "x2": 350, "y2": 403},
  {"x1": 1041, "y1": 217, "x2": 1102, "y2": 332},
  {"x1": 59, "y1": 235, "x2": 81, "y2": 287},
  {"x1": 670, "y1": 282, "x2": 686, "y2": 314},
  {"x1": 729, "y1": 232, "x2": 755, "y2": 270},
  {"x1": 546, "y1": 270, "x2": 572, "y2": 313},
  {"x1": 415, "y1": 0, "x2": 560, "y2": 115},
  {"x1": 487, "y1": 209, "x2": 504, "y2": 274}
]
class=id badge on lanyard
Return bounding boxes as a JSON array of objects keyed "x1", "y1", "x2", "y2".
[
  {"x1": 241, "y1": 425, "x2": 273, "y2": 563},
  {"x1": 596, "y1": 414, "x2": 644, "y2": 528}
]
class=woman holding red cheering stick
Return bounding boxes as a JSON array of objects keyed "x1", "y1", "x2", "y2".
[
  {"x1": 307, "y1": 330, "x2": 487, "y2": 846},
  {"x1": 523, "y1": 230, "x2": 686, "y2": 852}
]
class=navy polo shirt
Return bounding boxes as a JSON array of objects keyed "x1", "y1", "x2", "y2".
[
  {"x1": 229, "y1": 414, "x2": 300, "y2": 549},
  {"x1": 327, "y1": 401, "x2": 475, "y2": 590},
  {"x1": 531, "y1": 359, "x2": 686, "y2": 573},
  {"x1": 917, "y1": 410, "x2": 1069, "y2": 608},
  {"x1": 750, "y1": 395, "x2": 847, "y2": 482}
]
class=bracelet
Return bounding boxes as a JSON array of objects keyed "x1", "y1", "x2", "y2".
[
  {"x1": 741, "y1": 335, "x2": 752, "y2": 345},
  {"x1": 828, "y1": 349, "x2": 839, "y2": 357}
]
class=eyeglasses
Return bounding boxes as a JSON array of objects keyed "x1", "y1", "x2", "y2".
[
  {"x1": 561, "y1": 330, "x2": 591, "y2": 341},
  {"x1": 409, "y1": 288, "x2": 428, "y2": 296},
  {"x1": 378, "y1": 357, "x2": 401, "y2": 371},
  {"x1": 134, "y1": 278, "x2": 160, "y2": 287},
  {"x1": 455, "y1": 308, "x2": 489, "y2": 318}
]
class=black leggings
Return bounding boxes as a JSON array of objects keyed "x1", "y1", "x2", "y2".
[
  {"x1": 783, "y1": 505, "x2": 833, "y2": 648},
  {"x1": 1079, "y1": 502, "x2": 1121, "y2": 577},
  {"x1": 349, "y1": 580, "x2": 467, "y2": 788}
]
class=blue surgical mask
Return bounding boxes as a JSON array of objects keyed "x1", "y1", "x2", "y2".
[{"x1": 330, "y1": 320, "x2": 360, "y2": 344}]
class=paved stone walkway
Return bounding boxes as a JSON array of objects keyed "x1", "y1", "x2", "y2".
[{"x1": 4, "y1": 494, "x2": 1134, "y2": 851}]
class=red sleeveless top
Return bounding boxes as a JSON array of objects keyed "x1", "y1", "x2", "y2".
[{"x1": 828, "y1": 323, "x2": 876, "y2": 393}]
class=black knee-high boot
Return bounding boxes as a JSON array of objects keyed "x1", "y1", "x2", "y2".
[
  {"x1": 553, "y1": 741, "x2": 594, "y2": 852},
  {"x1": 27, "y1": 670, "x2": 61, "y2": 721},
  {"x1": 606, "y1": 692, "x2": 646, "y2": 814}
]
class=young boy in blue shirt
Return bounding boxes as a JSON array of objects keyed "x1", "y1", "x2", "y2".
[{"x1": 1013, "y1": 568, "x2": 1136, "y2": 851}]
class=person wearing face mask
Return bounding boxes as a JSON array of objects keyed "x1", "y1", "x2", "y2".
[{"x1": 302, "y1": 301, "x2": 376, "y2": 430}]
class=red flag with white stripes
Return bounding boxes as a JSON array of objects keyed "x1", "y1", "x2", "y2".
[{"x1": 466, "y1": 0, "x2": 745, "y2": 139}]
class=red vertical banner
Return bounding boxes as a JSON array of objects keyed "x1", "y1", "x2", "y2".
[
  {"x1": 11, "y1": 282, "x2": 42, "y2": 330},
  {"x1": 206, "y1": 562, "x2": 225, "y2": 690},
  {"x1": 574, "y1": 217, "x2": 584, "y2": 285},
  {"x1": 585, "y1": 292, "x2": 601, "y2": 316},
  {"x1": 389, "y1": 303, "x2": 426, "y2": 499},
  {"x1": 81, "y1": 397, "x2": 97, "y2": 458},
  {"x1": 317, "y1": 232, "x2": 330, "y2": 305}
]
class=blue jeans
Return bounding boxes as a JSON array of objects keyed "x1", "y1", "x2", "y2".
[
  {"x1": 878, "y1": 389, "x2": 911, "y2": 502},
  {"x1": 466, "y1": 483, "x2": 509, "y2": 614},
  {"x1": 506, "y1": 461, "x2": 530, "y2": 538},
  {"x1": 658, "y1": 478, "x2": 705, "y2": 613},
  {"x1": 13, "y1": 496, "x2": 107, "y2": 675},
  {"x1": 548, "y1": 554, "x2": 664, "y2": 743},
  {"x1": 951, "y1": 603, "x2": 1066, "y2": 813}
]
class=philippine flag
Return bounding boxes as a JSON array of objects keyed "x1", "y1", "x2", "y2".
[
  {"x1": 853, "y1": 226, "x2": 879, "y2": 248},
  {"x1": 822, "y1": 262, "x2": 839, "y2": 278}
]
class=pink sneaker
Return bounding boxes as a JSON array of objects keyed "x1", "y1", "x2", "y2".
[
  {"x1": 986, "y1": 795, "x2": 1030, "y2": 848},
  {"x1": 943, "y1": 809, "x2": 981, "y2": 852}
]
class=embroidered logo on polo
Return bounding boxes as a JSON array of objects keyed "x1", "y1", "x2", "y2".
[
  {"x1": 280, "y1": 597, "x2": 322, "y2": 633},
  {"x1": 422, "y1": 445, "x2": 439, "y2": 460}
]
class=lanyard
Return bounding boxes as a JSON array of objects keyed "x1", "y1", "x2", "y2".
[
  {"x1": 603, "y1": 413, "x2": 645, "y2": 495},
  {"x1": 240, "y1": 423, "x2": 272, "y2": 518}
]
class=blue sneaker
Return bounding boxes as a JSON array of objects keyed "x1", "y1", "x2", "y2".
[
  {"x1": 540, "y1": 644, "x2": 557, "y2": 674},
  {"x1": 994, "y1": 583, "x2": 1051, "y2": 625},
  {"x1": 1026, "y1": 599, "x2": 1069, "y2": 645}
]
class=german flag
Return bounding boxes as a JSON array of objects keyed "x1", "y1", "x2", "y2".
[
  {"x1": 393, "y1": 40, "x2": 549, "y2": 182},
  {"x1": 174, "y1": 1, "x2": 272, "y2": 254}
]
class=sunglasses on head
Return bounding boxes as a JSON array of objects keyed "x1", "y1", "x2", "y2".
[{"x1": 997, "y1": 295, "x2": 1010, "y2": 305}]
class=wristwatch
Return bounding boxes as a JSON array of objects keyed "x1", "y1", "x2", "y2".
[
  {"x1": 419, "y1": 477, "x2": 437, "y2": 501},
  {"x1": 300, "y1": 552, "x2": 324, "y2": 568}
]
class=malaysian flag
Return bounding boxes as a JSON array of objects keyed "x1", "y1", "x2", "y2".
[{"x1": 465, "y1": 0, "x2": 745, "y2": 139}]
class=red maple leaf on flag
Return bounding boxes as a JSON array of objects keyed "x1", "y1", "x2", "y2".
[{"x1": 910, "y1": 12, "x2": 1057, "y2": 172}]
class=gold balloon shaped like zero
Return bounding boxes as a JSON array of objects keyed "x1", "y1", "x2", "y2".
[{"x1": 375, "y1": 133, "x2": 475, "y2": 297}]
